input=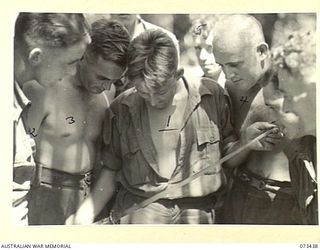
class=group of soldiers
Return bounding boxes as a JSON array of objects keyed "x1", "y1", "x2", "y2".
[{"x1": 13, "y1": 13, "x2": 317, "y2": 225}]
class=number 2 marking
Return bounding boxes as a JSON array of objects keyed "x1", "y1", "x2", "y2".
[{"x1": 29, "y1": 128, "x2": 37, "y2": 137}]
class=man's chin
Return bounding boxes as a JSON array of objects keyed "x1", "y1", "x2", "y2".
[
  {"x1": 231, "y1": 79, "x2": 250, "y2": 89},
  {"x1": 153, "y1": 104, "x2": 167, "y2": 110},
  {"x1": 149, "y1": 102, "x2": 169, "y2": 110},
  {"x1": 283, "y1": 127, "x2": 304, "y2": 140}
]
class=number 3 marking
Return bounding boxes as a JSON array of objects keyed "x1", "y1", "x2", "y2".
[{"x1": 66, "y1": 116, "x2": 75, "y2": 124}]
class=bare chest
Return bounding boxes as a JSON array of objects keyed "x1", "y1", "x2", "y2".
[
  {"x1": 147, "y1": 103, "x2": 187, "y2": 178},
  {"x1": 230, "y1": 91, "x2": 254, "y2": 132},
  {"x1": 44, "y1": 92, "x2": 107, "y2": 141},
  {"x1": 148, "y1": 107, "x2": 184, "y2": 150}
]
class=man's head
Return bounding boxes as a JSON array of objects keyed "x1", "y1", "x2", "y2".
[
  {"x1": 78, "y1": 19, "x2": 130, "y2": 93},
  {"x1": 211, "y1": 14, "x2": 270, "y2": 90},
  {"x1": 263, "y1": 72, "x2": 285, "y2": 113},
  {"x1": 110, "y1": 14, "x2": 137, "y2": 32},
  {"x1": 261, "y1": 71, "x2": 292, "y2": 133},
  {"x1": 271, "y1": 31, "x2": 316, "y2": 139},
  {"x1": 14, "y1": 13, "x2": 91, "y2": 87},
  {"x1": 127, "y1": 29, "x2": 183, "y2": 109},
  {"x1": 190, "y1": 15, "x2": 221, "y2": 79}
]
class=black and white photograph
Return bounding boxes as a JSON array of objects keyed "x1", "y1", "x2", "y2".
[
  {"x1": 2, "y1": 0, "x2": 320, "y2": 246},
  {"x1": 12, "y1": 12, "x2": 317, "y2": 227}
]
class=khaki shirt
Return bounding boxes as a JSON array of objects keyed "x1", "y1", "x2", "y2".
[{"x1": 101, "y1": 77, "x2": 235, "y2": 199}]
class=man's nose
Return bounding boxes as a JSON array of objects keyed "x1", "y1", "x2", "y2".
[
  {"x1": 223, "y1": 67, "x2": 235, "y2": 80},
  {"x1": 282, "y1": 98, "x2": 291, "y2": 113},
  {"x1": 266, "y1": 99, "x2": 281, "y2": 112},
  {"x1": 67, "y1": 65, "x2": 77, "y2": 76},
  {"x1": 101, "y1": 81, "x2": 111, "y2": 91},
  {"x1": 81, "y1": 32, "x2": 91, "y2": 47},
  {"x1": 150, "y1": 97, "x2": 157, "y2": 106},
  {"x1": 199, "y1": 48, "x2": 209, "y2": 61},
  {"x1": 149, "y1": 94, "x2": 158, "y2": 106}
]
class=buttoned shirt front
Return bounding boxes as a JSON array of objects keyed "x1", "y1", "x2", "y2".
[{"x1": 101, "y1": 76, "x2": 235, "y2": 199}]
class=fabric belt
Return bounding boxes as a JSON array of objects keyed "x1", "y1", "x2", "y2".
[
  {"x1": 33, "y1": 163, "x2": 92, "y2": 189},
  {"x1": 97, "y1": 191, "x2": 224, "y2": 225},
  {"x1": 158, "y1": 189, "x2": 225, "y2": 209},
  {"x1": 235, "y1": 168, "x2": 293, "y2": 195}
]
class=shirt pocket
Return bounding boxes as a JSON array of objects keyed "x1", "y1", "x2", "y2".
[
  {"x1": 192, "y1": 121, "x2": 222, "y2": 177},
  {"x1": 196, "y1": 122, "x2": 220, "y2": 159},
  {"x1": 121, "y1": 134, "x2": 140, "y2": 156}
]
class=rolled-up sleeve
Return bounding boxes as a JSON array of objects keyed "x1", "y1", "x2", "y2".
[{"x1": 100, "y1": 107, "x2": 122, "y2": 171}]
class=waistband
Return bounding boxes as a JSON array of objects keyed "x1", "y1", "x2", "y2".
[
  {"x1": 158, "y1": 188, "x2": 225, "y2": 209},
  {"x1": 235, "y1": 168, "x2": 293, "y2": 195},
  {"x1": 33, "y1": 163, "x2": 92, "y2": 189}
]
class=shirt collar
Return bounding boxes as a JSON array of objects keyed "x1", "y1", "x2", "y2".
[
  {"x1": 132, "y1": 15, "x2": 146, "y2": 40},
  {"x1": 14, "y1": 80, "x2": 31, "y2": 121}
]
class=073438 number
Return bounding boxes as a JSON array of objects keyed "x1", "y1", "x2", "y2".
[{"x1": 300, "y1": 244, "x2": 318, "y2": 248}]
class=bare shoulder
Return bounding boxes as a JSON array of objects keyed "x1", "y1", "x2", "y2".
[
  {"x1": 22, "y1": 81, "x2": 54, "y2": 130},
  {"x1": 23, "y1": 80, "x2": 46, "y2": 100},
  {"x1": 243, "y1": 90, "x2": 276, "y2": 126}
]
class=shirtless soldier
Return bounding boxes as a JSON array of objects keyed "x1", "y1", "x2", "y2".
[
  {"x1": 24, "y1": 19, "x2": 130, "y2": 225},
  {"x1": 211, "y1": 15, "x2": 297, "y2": 224},
  {"x1": 271, "y1": 31, "x2": 318, "y2": 224},
  {"x1": 14, "y1": 13, "x2": 91, "y2": 225}
]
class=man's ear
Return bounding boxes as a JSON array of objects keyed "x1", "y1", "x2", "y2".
[
  {"x1": 256, "y1": 42, "x2": 269, "y2": 60},
  {"x1": 176, "y1": 68, "x2": 184, "y2": 80},
  {"x1": 28, "y1": 48, "x2": 43, "y2": 66}
]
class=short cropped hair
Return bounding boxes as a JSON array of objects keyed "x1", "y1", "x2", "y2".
[
  {"x1": 87, "y1": 19, "x2": 130, "y2": 66},
  {"x1": 272, "y1": 31, "x2": 316, "y2": 80},
  {"x1": 212, "y1": 14, "x2": 265, "y2": 47},
  {"x1": 127, "y1": 29, "x2": 178, "y2": 89},
  {"x1": 14, "y1": 13, "x2": 90, "y2": 55}
]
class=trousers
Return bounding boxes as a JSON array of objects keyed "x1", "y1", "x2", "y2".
[
  {"x1": 222, "y1": 168, "x2": 301, "y2": 224},
  {"x1": 112, "y1": 187, "x2": 223, "y2": 224},
  {"x1": 28, "y1": 164, "x2": 91, "y2": 225}
]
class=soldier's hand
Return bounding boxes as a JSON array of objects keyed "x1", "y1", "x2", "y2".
[{"x1": 241, "y1": 122, "x2": 283, "y2": 151}]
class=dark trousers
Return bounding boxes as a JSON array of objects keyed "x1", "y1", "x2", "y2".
[
  {"x1": 222, "y1": 176, "x2": 301, "y2": 224},
  {"x1": 28, "y1": 164, "x2": 91, "y2": 225}
]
